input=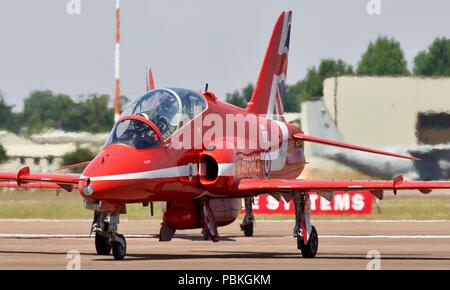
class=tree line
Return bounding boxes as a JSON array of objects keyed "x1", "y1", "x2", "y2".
[
  {"x1": 0, "y1": 91, "x2": 131, "y2": 135},
  {"x1": 226, "y1": 36, "x2": 450, "y2": 111}
]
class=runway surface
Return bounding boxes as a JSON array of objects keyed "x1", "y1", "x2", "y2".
[{"x1": 0, "y1": 220, "x2": 450, "y2": 269}]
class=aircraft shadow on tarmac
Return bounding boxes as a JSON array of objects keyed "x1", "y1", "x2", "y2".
[
  {"x1": 172, "y1": 234, "x2": 237, "y2": 241},
  {"x1": 172, "y1": 234, "x2": 287, "y2": 241},
  {"x1": 98, "y1": 251, "x2": 450, "y2": 262},
  {"x1": 0, "y1": 249, "x2": 449, "y2": 262}
]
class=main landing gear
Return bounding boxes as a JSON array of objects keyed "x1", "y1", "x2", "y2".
[
  {"x1": 240, "y1": 197, "x2": 254, "y2": 237},
  {"x1": 200, "y1": 199, "x2": 219, "y2": 242},
  {"x1": 92, "y1": 211, "x2": 127, "y2": 260},
  {"x1": 293, "y1": 192, "x2": 318, "y2": 258},
  {"x1": 159, "y1": 199, "x2": 220, "y2": 242}
]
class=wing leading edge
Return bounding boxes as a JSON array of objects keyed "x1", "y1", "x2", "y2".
[
  {"x1": 237, "y1": 176, "x2": 450, "y2": 197},
  {"x1": 0, "y1": 167, "x2": 80, "y2": 192}
]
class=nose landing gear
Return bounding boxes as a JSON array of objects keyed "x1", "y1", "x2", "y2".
[
  {"x1": 92, "y1": 210, "x2": 127, "y2": 260},
  {"x1": 94, "y1": 232, "x2": 111, "y2": 255}
]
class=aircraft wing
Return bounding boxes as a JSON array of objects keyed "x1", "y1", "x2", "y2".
[
  {"x1": 237, "y1": 176, "x2": 450, "y2": 196},
  {"x1": 0, "y1": 167, "x2": 80, "y2": 192},
  {"x1": 0, "y1": 182, "x2": 78, "y2": 190},
  {"x1": 294, "y1": 133, "x2": 419, "y2": 160}
]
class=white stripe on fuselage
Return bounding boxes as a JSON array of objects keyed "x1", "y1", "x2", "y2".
[{"x1": 81, "y1": 163, "x2": 235, "y2": 181}]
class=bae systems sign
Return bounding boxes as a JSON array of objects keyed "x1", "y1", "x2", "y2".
[{"x1": 242, "y1": 192, "x2": 373, "y2": 215}]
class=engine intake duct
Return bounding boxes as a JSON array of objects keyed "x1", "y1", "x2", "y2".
[{"x1": 199, "y1": 154, "x2": 219, "y2": 184}]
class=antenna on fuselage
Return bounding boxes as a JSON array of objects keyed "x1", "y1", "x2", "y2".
[{"x1": 205, "y1": 83, "x2": 209, "y2": 93}]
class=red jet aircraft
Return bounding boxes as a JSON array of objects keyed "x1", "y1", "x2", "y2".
[{"x1": 1, "y1": 11, "x2": 450, "y2": 260}]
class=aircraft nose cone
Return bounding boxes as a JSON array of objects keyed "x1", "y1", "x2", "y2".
[
  {"x1": 82, "y1": 145, "x2": 132, "y2": 178},
  {"x1": 79, "y1": 146, "x2": 136, "y2": 200}
]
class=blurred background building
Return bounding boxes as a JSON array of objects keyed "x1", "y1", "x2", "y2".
[
  {"x1": 322, "y1": 77, "x2": 450, "y2": 147},
  {"x1": 301, "y1": 77, "x2": 450, "y2": 180},
  {"x1": 0, "y1": 130, "x2": 106, "y2": 172}
]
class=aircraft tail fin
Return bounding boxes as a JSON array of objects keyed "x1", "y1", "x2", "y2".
[{"x1": 245, "y1": 11, "x2": 291, "y2": 119}]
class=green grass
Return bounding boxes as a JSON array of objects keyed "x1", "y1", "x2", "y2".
[
  {"x1": 0, "y1": 189, "x2": 162, "y2": 220},
  {"x1": 0, "y1": 200, "x2": 163, "y2": 220},
  {"x1": 0, "y1": 190, "x2": 449, "y2": 220}
]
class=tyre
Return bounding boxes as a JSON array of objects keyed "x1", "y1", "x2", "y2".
[
  {"x1": 298, "y1": 226, "x2": 318, "y2": 258},
  {"x1": 111, "y1": 234, "x2": 127, "y2": 261},
  {"x1": 159, "y1": 224, "x2": 175, "y2": 242},
  {"x1": 241, "y1": 222, "x2": 254, "y2": 237},
  {"x1": 201, "y1": 228, "x2": 209, "y2": 240},
  {"x1": 95, "y1": 233, "x2": 111, "y2": 255}
]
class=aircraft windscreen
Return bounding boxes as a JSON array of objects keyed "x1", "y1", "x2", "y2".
[
  {"x1": 119, "y1": 88, "x2": 207, "y2": 140},
  {"x1": 105, "y1": 119, "x2": 161, "y2": 150}
]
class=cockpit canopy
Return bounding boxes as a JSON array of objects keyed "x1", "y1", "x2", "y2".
[
  {"x1": 105, "y1": 88, "x2": 207, "y2": 149},
  {"x1": 107, "y1": 118, "x2": 161, "y2": 150}
]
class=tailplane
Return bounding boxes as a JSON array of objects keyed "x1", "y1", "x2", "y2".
[{"x1": 246, "y1": 10, "x2": 292, "y2": 119}]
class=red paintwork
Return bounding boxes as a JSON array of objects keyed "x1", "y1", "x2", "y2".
[
  {"x1": 0, "y1": 10, "x2": 450, "y2": 231},
  {"x1": 237, "y1": 178, "x2": 450, "y2": 194},
  {"x1": 146, "y1": 66, "x2": 155, "y2": 91},
  {"x1": 0, "y1": 171, "x2": 80, "y2": 185},
  {"x1": 0, "y1": 182, "x2": 77, "y2": 190}
]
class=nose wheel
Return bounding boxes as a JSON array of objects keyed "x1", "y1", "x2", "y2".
[
  {"x1": 95, "y1": 233, "x2": 111, "y2": 255},
  {"x1": 111, "y1": 234, "x2": 127, "y2": 261}
]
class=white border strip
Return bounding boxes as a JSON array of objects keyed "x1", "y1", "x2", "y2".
[
  {"x1": 1, "y1": 233, "x2": 450, "y2": 239},
  {"x1": 81, "y1": 163, "x2": 235, "y2": 181},
  {"x1": 319, "y1": 235, "x2": 450, "y2": 239},
  {"x1": 0, "y1": 219, "x2": 449, "y2": 223},
  {"x1": 257, "y1": 220, "x2": 450, "y2": 223},
  {"x1": 0, "y1": 234, "x2": 154, "y2": 238}
]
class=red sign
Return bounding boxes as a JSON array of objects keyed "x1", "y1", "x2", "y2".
[{"x1": 241, "y1": 192, "x2": 372, "y2": 215}]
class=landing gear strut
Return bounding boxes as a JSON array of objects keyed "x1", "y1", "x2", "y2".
[
  {"x1": 92, "y1": 210, "x2": 127, "y2": 260},
  {"x1": 293, "y1": 192, "x2": 318, "y2": 258},
  {"x1": 240, "y1": 197, "x2": 254, "y2": 237},
  {"x1": 200, "y1": 199, "x2": 219, "y2": 242}
]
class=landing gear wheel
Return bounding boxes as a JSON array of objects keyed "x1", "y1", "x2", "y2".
[
  {"x1": 111, "y1": 234, "x2": 127, "y2": 261},
  {"x1": 159, "y1": 224, "x2": 176, "y2": 242},
  {"x1": 240, "y1": 222, "x2": 254, "y2": 237},
  {"x1": 95, "y1": 233, "x2": 111, "y2": 255},
  {"x1": 298, "y1": 226, "x2": 318, "y2": 258},
  {"x1": 201, "y1": 228, "x2": 209, "y2": 240}
]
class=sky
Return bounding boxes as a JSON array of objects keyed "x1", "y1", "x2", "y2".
[{"x1": 0, "y1": 0, "x2": 449, "y2": 111}]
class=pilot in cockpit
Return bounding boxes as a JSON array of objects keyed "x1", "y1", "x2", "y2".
[{"x1": 133, "y1": 113, "x2": 160, "y2": 149}]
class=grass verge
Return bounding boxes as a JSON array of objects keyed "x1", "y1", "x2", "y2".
[{"x1": 0, "y1": 190, "x2": 449, "y2": 220}]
